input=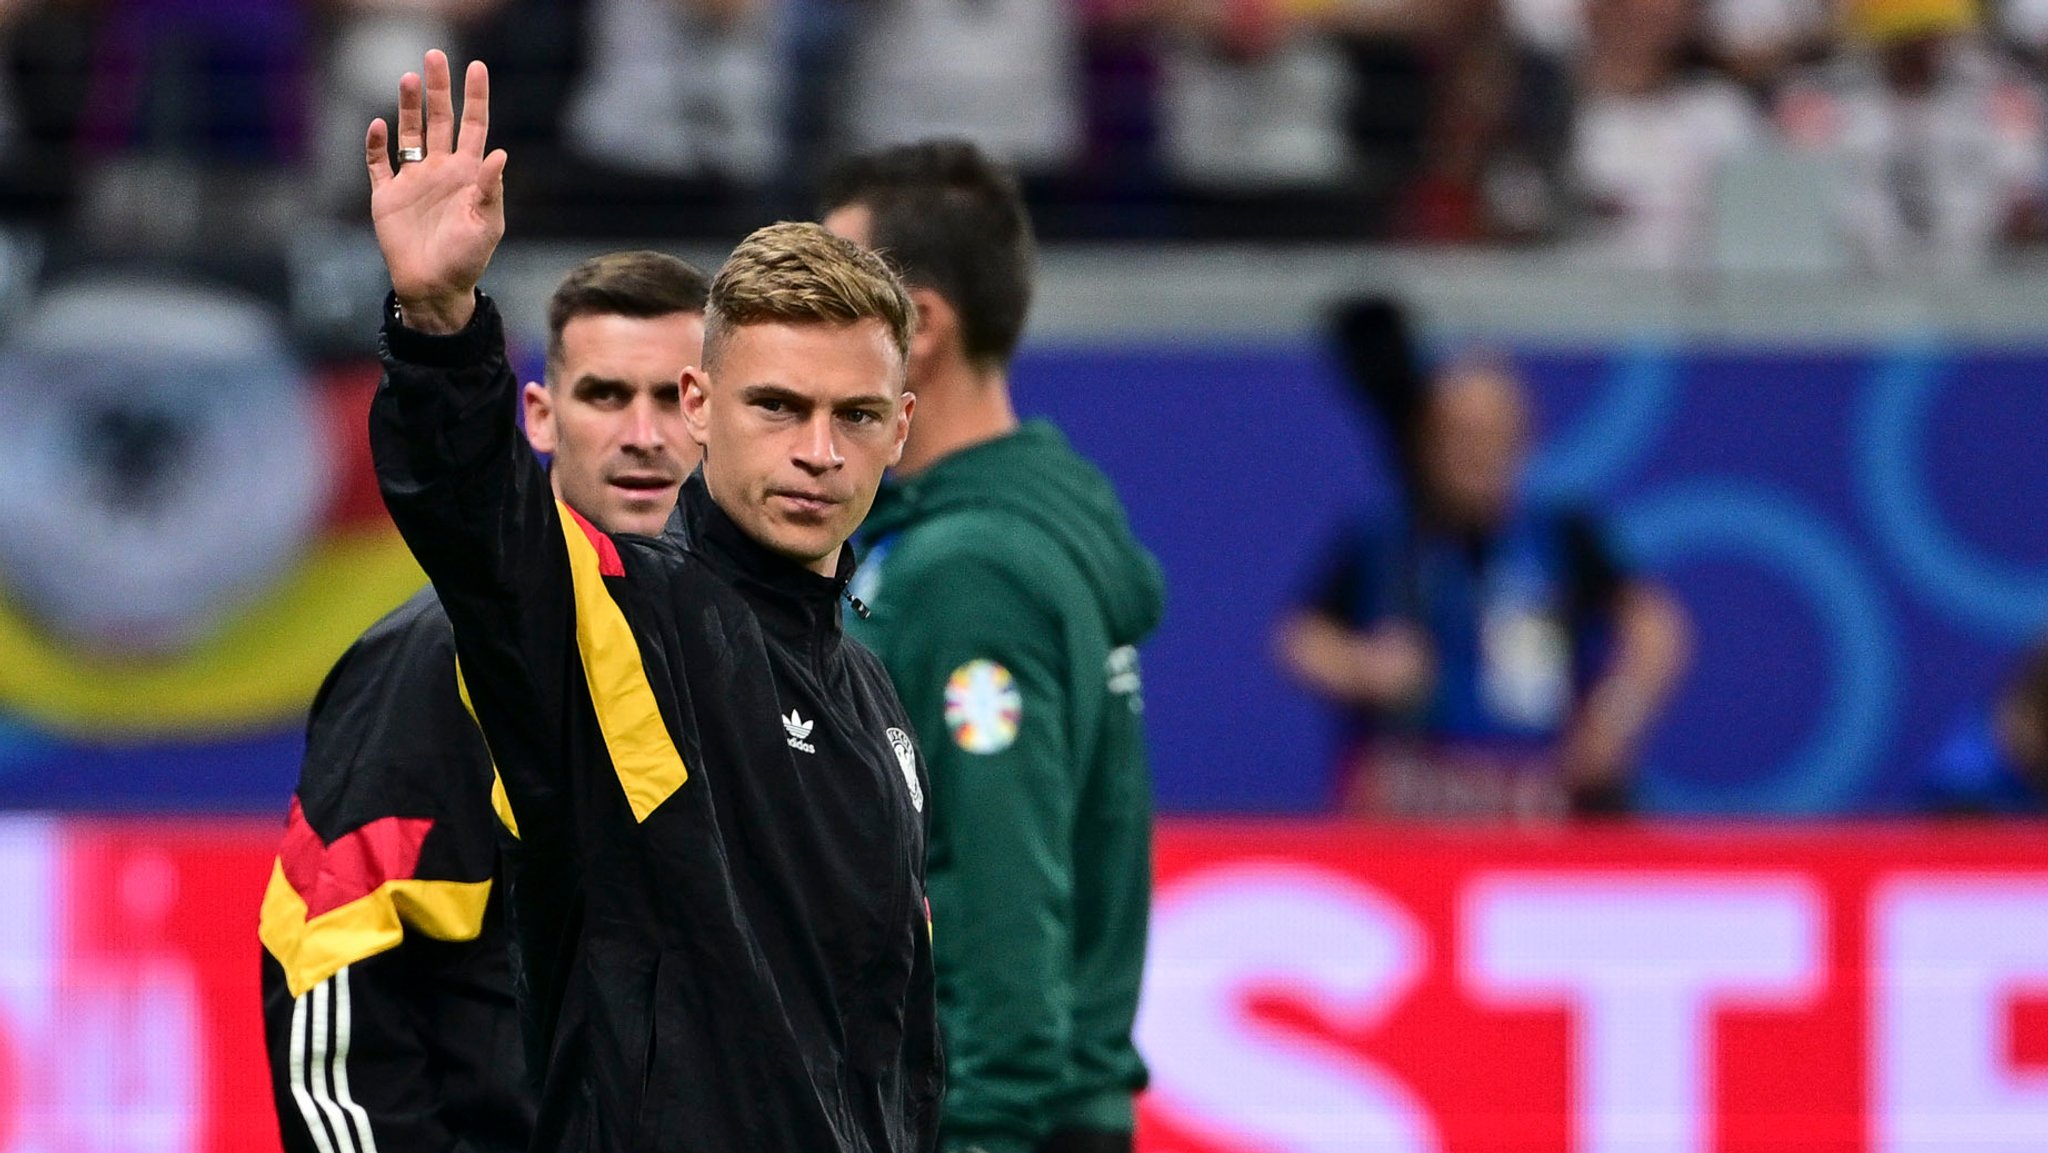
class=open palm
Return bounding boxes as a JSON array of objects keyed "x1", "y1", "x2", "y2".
[{"x1": 366, "y1": 51, "x2": 509, "y2": 321}]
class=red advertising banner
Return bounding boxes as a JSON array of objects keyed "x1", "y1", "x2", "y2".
[
  {"x1": 0, "y1": 818, "x2": 280, "y2": 1152},
  {"x1": 2, "y1": 817, "x2": 2047, "y2": 1151},
  {"x1": 1138, "y1": 821, "x2": 2048, "y2": 1153}
]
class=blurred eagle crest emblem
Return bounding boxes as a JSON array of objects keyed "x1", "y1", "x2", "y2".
[{"x1": 887, "y1": 727, "x2": 921, "y2": 812}]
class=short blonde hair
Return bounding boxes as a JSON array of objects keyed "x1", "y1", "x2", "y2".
[{"x1": 703, "y1": 221, "x2": 915, "y2": 370}]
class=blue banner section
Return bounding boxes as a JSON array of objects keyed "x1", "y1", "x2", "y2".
[
  {"x1": 0, "y1": 340, "x2": 2040, "y2": 815},
  {"x1": 0, "y1": 720, "x2": 303, "y2": 813},
  {"x1": 1019, "y1": 341, "x2": 2048, "y2": 815}
]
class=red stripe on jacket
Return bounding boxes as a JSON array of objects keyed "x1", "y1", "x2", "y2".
[
  {"x1": 279, "y1": 797, "x2": 435, "y2": 918},
  {"x1": 565, "y1": 505, "x2": 626, "y2": 577}
]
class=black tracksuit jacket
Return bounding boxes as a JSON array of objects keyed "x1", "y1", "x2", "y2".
[
  {"x1": 260, "y1": 587, "x2": 534, "y2": 1153},
  {"x1": 368, "y1": 294, "x2": 943, "y2": 1153}
]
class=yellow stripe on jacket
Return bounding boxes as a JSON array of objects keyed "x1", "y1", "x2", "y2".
[
  {"x1": 259, "y1": 858, "x2": 492, "y2": 998},
  {"x1": 557, "y1": 500, "x2": 690, "y2": 822},
  {"x1": 453, "y1": 659, "x2": 521, "y2": 840}
]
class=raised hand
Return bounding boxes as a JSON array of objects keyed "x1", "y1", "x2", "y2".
[{"x1": 365, "y1": 50, "x2": 509, "y2": 334}]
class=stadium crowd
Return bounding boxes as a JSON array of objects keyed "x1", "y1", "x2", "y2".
[{"x1": 0, "y1": 0, "x2": 2040, "y2": 262}]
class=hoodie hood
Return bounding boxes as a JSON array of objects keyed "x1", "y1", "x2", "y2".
[{"x1": 861, "y1": 420, "x2": 1165, "y2": 646}]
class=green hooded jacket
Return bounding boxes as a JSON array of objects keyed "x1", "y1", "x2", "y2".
[{"x1": 847, "y1": 420, "x2": 1165, "y2": 1153}]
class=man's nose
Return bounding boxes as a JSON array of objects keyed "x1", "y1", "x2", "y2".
[
  {"x1": 622, "y1": 396, "x2": 666, "y2": 449},
  {"x1": 793, "y1": 412, "x2": 842, "y2": 474}
]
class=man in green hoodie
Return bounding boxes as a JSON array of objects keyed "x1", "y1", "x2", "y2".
[{"x1": 824, "y1": 142, "x2": 1165, "y2": 1153}]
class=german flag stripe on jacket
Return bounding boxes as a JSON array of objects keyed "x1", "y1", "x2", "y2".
[
  {"x1": 258, "y1": 587, "x2": 534, "y2": 1153},
  {"x1": 555, "y1": 502, "x2": 691, "y2": 820},
  {"x1": 449, "y1": 497, "x2": 692, "y2": 843}
]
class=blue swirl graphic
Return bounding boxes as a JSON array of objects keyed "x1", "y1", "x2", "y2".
[
  {"x1": 1527, "y1": 339, "x2": 1682, "y2": 498},
  {"x1": 1622, "y1": 482, "x2": 1899, "y2": 813},
  {"x1": 1856, "y1": 344, "x2": 2048, "y2": 640}
]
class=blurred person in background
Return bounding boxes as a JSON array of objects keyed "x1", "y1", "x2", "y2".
[
  {"x1": 1999, "y1": 0, "x2": 2048, "y2": 73},
  {"x1": 0, "y1": 0, "x2": 96, "y2": 222},
  {"x1": 260, "y1": 249, "x2": 709, "y2": 1152},
  {"x1": 312, "y1": 0, "x2": 509, "y2": 217},
  {"x1": 0, "y1": 0, "x2": 38, "y2": 191},
  {"x1": 1568, "y1": 0, "x2": 1766, "y2": 268},
  {"x1": 1702, "y1": 0, "x2": 1832, "y2": 97},
  {"x1": 824, "y1": 140, "x2": 1165, "y2": 1153},
  {"x1": 1152, "y1": 0, "x2": 1572, "y2": 240},
  {"x1": 842, "y1": 0, "x2": 1082, "y2": 179},
  {"x1": 1152, "y1": 0, "x2": 1364, "y2": 213},
  {"x1": 1916, "y1": 635, "x2": 2048, "y2": 815},
  {"x1": 1777, "y1": 0, "x2": 2047, "y2": 273},
  {"x1": 1275, "y1": 354, "x2": 1690, "y2": 821},
  {"x1": 74, "y1": 0, "x2": 319, "y2": 251},
  {"x1": 553, "y1": 0, "x2": 782, "y2": 232},
  {"x1": 1390, "y1": 0, "x2": 1565, "y2": 242}
]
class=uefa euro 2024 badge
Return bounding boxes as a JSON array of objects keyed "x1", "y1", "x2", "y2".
[{"x1": 943, "y1": 659, "x2": 1022, "y2": 754}]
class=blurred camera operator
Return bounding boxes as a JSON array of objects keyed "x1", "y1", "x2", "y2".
[{"x1": 1276, "y1": 356, "x2": 1690, "y2": 821}]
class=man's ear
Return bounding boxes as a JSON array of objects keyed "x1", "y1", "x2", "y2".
[
  {"x1": 890, "y1": 391, "x2": 916, "y2": 467},
  {"x1": 908, "y1": 286, "x2": 956, "y2": 372},
  {"x1": 522, "y1": 381, "x2": 557, "y2": 454},
  {"x1": 681, "y1": 366, "x2": 712, "y2": 448}
]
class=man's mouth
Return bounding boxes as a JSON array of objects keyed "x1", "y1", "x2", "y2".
[
  {"x1": 610, "y1": 474, "x2": 677, "y2": 497},
  {"x1": 771, "y1": 489, "x2": 839, "y2": 517}
]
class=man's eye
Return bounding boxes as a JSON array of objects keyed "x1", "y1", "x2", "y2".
[{"x1": 842, "y1": 409, "x2": 879, "y2": 425}]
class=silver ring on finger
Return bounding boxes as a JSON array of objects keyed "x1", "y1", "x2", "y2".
[{"x1": 397, "y1": 145, "x2": 426, "y2": 164}]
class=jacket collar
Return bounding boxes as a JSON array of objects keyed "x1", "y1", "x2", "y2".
[
  {"x1": 669, "y1": 470, "x2": 854, "y2": 635},
  {"x1": 861, "y1": 421, "x2": 1066, "y2": 542}
]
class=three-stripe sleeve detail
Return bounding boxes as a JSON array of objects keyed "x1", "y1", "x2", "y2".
[{"x1": 287, "y1": 966, "x2": 382, "y2": 1153}]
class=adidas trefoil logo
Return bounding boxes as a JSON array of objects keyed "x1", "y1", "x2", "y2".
[{"x1": 782, "y1": 709, "x2": 816, "y2": 754}]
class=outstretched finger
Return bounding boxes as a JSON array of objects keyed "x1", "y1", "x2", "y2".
[
  {"x1": 424, "y1": 49, "x2": 455, "y2": 155},
  {"x1": 479, "y1": 148, "x2": 509, "y2": 210},
  {"x1": 395, "y1": 72, "x2": 424, "y2": 156},
  {"x1": 366, "y1": 118, "x2": 394, "y2": 191},
  {"x1": 457, "y1": 59, "x2": 490, "y2": 159}
]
